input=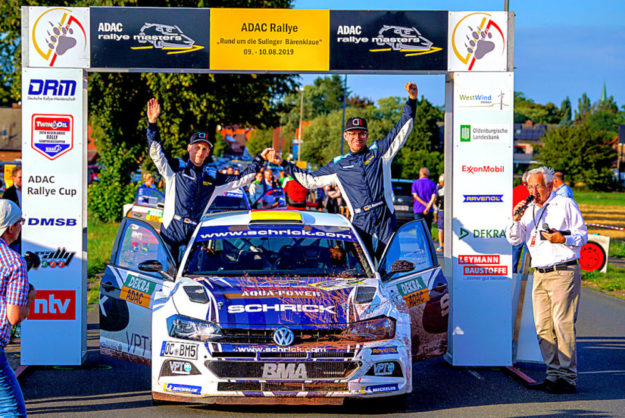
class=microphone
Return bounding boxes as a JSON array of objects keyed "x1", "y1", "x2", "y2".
[{"x1": 514, "y1": 195, "x2": 535, "y2": 216}]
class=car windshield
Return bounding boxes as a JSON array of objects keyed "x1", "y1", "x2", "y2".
[
  {"x1": 392, "y1": 181, "x2": 412, "y2": 196},
  {"x1": 183, "y1": 224, "x2": 371, "y2": 278},
  {"x1": 209, "y1": 194, "x2": 249, "y2": 212},
  {"x1": 135, "y1": 187, "x2": 165, "y2": 208}
]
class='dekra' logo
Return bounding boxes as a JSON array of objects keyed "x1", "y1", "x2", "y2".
[{"x1": 459, "y1": 227, "x2": 506, "y2": 240}]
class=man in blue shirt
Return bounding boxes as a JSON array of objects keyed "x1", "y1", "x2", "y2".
[
  {"x1": 412, "y1": 167, "x2": 437, "y2": 231},
  {"x1": 553, "y1": 172, "x2": 574, "y2": 199}
]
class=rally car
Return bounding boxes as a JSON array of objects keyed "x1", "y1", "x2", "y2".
[{"x1": 99, "y1": 210, "x2": 448, "y2": 406}]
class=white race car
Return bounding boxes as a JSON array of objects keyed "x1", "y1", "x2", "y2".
[{"x1": 99, "y1": 210, "x2": 448, "y2": 406}]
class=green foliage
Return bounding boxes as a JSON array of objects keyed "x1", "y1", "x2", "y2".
[
  {"x1": 536, "y1": 122, "x2": 616, "y2": 190},
  {"x1": 87, "y1": 220, "x2": 120, "y2": 280},
  {"x1": 575, "y1": 93, "x2": 592, "y2": 120},
  {"x1": 246, "y1": 128, "x2": 274, "y2": 156},
  {"x1": 582, "y1": 265, "x2": 625, "y2": 294},
  {"x1": 514, "y1": 92, "x2": 567, "y2": 124}
]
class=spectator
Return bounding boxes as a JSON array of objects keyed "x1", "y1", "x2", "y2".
[
  {"x1": 434, "y1": 173, "x2": 445, "y2": 252},
  {"x1": 411, "y1": 167, "x2": 437, "y2": 231},
  {"x1": 506, "y1": 166, "x2": 587, "y2": 394},
  {"x1": 248, "y1": 172, "x2": 265, "y2": 208},
  {"x1": 0, "y1": 200, "x2": 36, "y2": 416},
  {"x1": 553, "y1": 172, "x2": 574, "y2": 199},
  {"x1": 263, "y1": 169, "x2": 278, "y2": 189},
  {"x1": 277, "y1": 170, "x2": 289, "y2": 187},
  {"x1": 283, "y1": 177, "x2": 309, "y2": 210},
  {"x1": 512, "y1": 171, "x2": 530, "y2": 273},
  {"x1": 234, "y1": 168, "x2": 240, "y2": 175},
  {"x1": 3, "y1": 167, "x2": 22, "y2": 253},
  {"x1": 324, "y1": 185, "x2": 342, "y2": 214},
  {"x1": 226, "y1": 166, "x2": 234, "y2": 175}
]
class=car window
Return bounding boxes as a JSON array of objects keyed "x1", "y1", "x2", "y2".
[
  {"x1": 115, "y1": 221, "x2": 175, "y2": 277},
  {"x1": 135, "y1": 187, "x2": 165, "y2": 208},
  {"x1": 379, "y1": 221, "x2": 435, "y2": 281},
  {"x1": 183, "y1": 224, "x2": 372, "y2": 278},
  {"x1": 209, "y1": 195, "x2": 249, "y2": 211},
  {"x1": 392, "y1": 181, "x2": 412, "y2": 196}
]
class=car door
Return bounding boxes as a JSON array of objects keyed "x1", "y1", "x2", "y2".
[
  {"x1": 379, "y1": 219, "x2": 449, "y2": 362},
  {"x1": 99, "y1": 218, "x2": 176, "y2": 365}
]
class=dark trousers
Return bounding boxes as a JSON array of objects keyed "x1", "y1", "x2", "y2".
[{"x1": 414, "y1": 212, "x2": 434, "y2": 232}]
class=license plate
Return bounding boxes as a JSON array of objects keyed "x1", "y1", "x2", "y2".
[
  {"x1": 161, "y1": 341, "x2": 198, "y2": 360},
  {"x1": 395, "y1": 205, "x2": 409, "y2": 211}
]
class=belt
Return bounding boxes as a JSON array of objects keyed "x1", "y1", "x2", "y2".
[
  {"x1": 535, "y1": 259, "x2": 579, "y2": 274},
  {"x1": 353, "y1": 200, "x2": 384, "y2": 214},
  {"x1": 173, "y1": 215, "x2": 198, "y2": 225}
]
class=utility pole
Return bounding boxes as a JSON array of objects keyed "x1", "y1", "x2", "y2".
[
  {"x1": 297, "y1": 87, "x2": 304, "y2": 161},
  {"x1": 340, "y1": 74, "x2": 348, "y2": 155}
]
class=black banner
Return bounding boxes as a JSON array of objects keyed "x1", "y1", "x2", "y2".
[
  {"x1": 90, "y1": 7, "x2": 210, "y2": 69},
  {"x1": 329, "y1": 11, "x2": 447, "y2": 72}
]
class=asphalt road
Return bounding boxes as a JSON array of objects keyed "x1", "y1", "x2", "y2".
[{"x1": 19, "y1": 287, "x2": 625, "y2": 417}]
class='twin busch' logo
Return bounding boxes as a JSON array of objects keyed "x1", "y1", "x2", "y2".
[
  {"x1": 29, "y1": 290, "x2": 76, "y2": 320},
  {"x1": 28, "y1": 79, "x2": 76, "y2": 97},
  {"x1": 28, "y1": 218, "x2": 77, "y2": 227},
  {"x1": 34, "y1": 247, "x2": 75, "y2": 268}
]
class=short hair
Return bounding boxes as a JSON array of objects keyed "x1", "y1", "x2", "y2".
[
  {"x1": 553, "y1": 172, "x2": 564, "y2": 182},
  {"x1": 438, "y1": 173, "x2": 444, "y2": 183},
  {"x1": 11, "y1": 166, "x2": 21, "y2": 176},
  {"x1": 527, "y1": 166, "x2": 554, "y2": 184},
  {"x1": 521, "y1": 171, "x2": 529, "y2": 183},
  {"x1": 419, "y1": 167, "x2": 430, "y2": 177}
]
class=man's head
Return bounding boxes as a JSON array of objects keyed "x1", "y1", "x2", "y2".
[
  {"x1": 438, "y1": 173, "x2": 445, "y2": 186},
  {"x1": 527, "y1": 166, "x2": 554, "y2": 207},
  {"x1": 187, "y1": 132, "x2": 213, "y2": 167},
  {"x1": 12, "y1": 167, "x2": 22, "y2": 189},
  {"x1": 0, "y1": 200, "x2": 23, "y2": 244},
  {"x1": 143, "y1": 173, "x2": 154, "y2": 187},
  {"x1": 255, "y1": 172, "x2": 263, "y2": 183},
  {"x1": 553, "y1": 171, "x2": 564, "y2": 187},
  {"x1": 264, "y1": 169, "x2": 274, "y2": 183},
  {"x1": 226, "y1": 166, "x2": 234, "y2": 175},
  {"x1": 419, "y1": 167, "x2": 430, "y2": 178},
  {"x1": 344, "y1": 117, "x2": 368, "y2": 153}
]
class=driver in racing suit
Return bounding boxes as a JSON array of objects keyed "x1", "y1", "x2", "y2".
[
  {"x1": 264, "y1": 82, "x2": 419, "y2": 261},
  {"x1": 146, "y1": 98, "x2": 263, "y2": 261}
]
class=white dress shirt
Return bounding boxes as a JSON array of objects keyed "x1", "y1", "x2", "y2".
[{"x1": 505, "y1": 192, "x2": 588, "y2": 268}]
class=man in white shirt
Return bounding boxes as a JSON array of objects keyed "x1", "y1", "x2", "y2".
[{"x1": 506, "y1": 166, "x2": 587, "y2": 394}]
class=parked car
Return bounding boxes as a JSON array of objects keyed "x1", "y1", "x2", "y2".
[
  {"x1": 98, "y1": 209, "x2": 448, "y2": 406},
  {"x1": 392, "y1": 179, "x2": 414, "y2": 224}
]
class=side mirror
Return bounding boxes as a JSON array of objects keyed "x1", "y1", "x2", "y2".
[
  {"x1": 138, "y1": 260, "x2": 174, "y2": 281},
  {"x1": 382, "y1": 260, "x2": 415, "y2": 281}
]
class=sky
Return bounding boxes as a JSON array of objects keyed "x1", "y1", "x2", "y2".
[{"x1": 294, "y1": 0, "x2": 625, "y2": 108}]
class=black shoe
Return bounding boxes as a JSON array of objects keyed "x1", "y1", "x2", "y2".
[
  {"x1": 550, "y1": 379, "x2": 576, "y2": 394},
  {"x1": 527, "y1": 379, "x2": 557, "y2": 392}
]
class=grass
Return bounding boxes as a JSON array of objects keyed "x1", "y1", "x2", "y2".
[
  {"x1": 573, "y1": 190, "x2": 625, "y2": 206},
  {"x1": 582, "y1": 265, "x2": 625, "y2": 299},
  {"x1": 87, "y1": 220, "x2": 120, "y2": 306},
  {"x1": 609, "y1": 239, "x2": 625, "y2": 258}
]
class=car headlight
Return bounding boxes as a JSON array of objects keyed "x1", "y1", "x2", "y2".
[
  {"x1": 167, "y1": 315, "x2": 222, "y2": 342},
  {"x1": 342, "y1": 317, "x2": 395, "y2": 342}
]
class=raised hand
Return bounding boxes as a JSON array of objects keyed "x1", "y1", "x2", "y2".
[
  {"x1": 405, "y1": 82, "x2": 418, "y2": 100},
  {"x1": 147, "y1": 98, "x2": 161, "y2": 123}
]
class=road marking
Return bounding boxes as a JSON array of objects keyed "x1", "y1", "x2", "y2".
[{"x1": 466, "y1": 368, "x2": 483, "y2": 380}]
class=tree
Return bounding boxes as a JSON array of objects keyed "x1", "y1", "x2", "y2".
[
  {"x1": 514, "y1": 92, "x2": 564, "y2": 124},
  {"x1": 536, "y1": 122, "x2": 616, "y2": 190},
  {"x1": 575, "y1": 93, "x2": 591, "y2": 121},
  {"x1": 559, "y1": 97, "x2": 572, "y2": 124}
]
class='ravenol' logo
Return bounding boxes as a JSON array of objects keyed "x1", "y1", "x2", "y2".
[{"x1": 463, "y1": 194, "x2": 503, "y2": 203}]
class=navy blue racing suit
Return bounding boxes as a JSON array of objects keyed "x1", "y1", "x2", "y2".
[
  {"x1": 147, "y1": 123, "x2": 262, "y2": 260},
  {"x1": 280, "y1": 99, "x2": 416, "y2": 261}
]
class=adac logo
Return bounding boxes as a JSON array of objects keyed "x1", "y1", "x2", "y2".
[
  {"x1": 451, "y1": 12, "x2": 506, "y2": 71},
  {"x1": 31, "y1": 8, "x2": 88, "y2": 67},
  {"x1": 336, "y1": 24, "x2": 441, "y2": 57}
]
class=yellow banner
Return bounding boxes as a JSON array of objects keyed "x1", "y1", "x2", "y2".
[{"x1": 210, "y1": 9, "x2": 329, "y2": 71}]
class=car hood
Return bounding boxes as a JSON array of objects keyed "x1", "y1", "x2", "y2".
[{"x1": 196, "y1": 275, "x2": 380, "y2": 328}]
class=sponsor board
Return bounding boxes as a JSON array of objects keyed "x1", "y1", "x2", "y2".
[
  {"x1": 31, "y1": 114, "x2": 73, "y2": 160},
  {"x1": 458, "y1": 254, "x2": 508, "y2": 276},
  {"x1": 28, "y1": 7, "x2": 90, "y2": 68},
  {"x1": 210, "y1": 8, "x2": 329, "y2": 71},
  {"x1": 90, "y1": 7, "x2": 209, "y2": 68},
  {"x1": 29, "y1": 290, "x2": 76, "y2": 320},
  {"x1": 28, "y1": 217, "x2": 77, "y2": 227},
  {"x1": 464, "y1": 266, "x2": 508, "y2": 275},
  {"x1": 461, "y1": 165, "x2": 505, "y2": 174},
  {"x1": 459, "y1": 124, "x2": 510, "y2": 143},
  {"x1": 458, "y1": 254, "x2": 500, "y2": 264},
  {"x1": 361, "y1": 384, "x2": 399, "y2": 394},
  {"x1": 26, "y1": 79, "x2": 77, "y2": 102},
  {"x1": 448, "y1": 11, "x2": 507, "y2": 71},
  {"x1": 164, "y1": 383, "x2": 201, "y2": 395},
  {"x1": 330, "y1": 11, "x2": 447, "y2": 71},
  {"x1": 161, "y1": 341, "x2": 198, "y2": 360},
  {"x1": 34, "y1": 247, "x2": 75, "y2": 268},
  {"x1": 120, "y1": 274, "x2": 156, "y2": 308}
]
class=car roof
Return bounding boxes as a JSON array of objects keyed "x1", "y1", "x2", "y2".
[
  {"x1": 392, "y1": 178, "x2": 413, "y2": 184},
  {"x1": 199, "y1": 210, "x2": 353, "y2": 228}
]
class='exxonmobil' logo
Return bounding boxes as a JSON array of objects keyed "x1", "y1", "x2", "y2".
[{"x1": 29, "y1": 290, "x2": 76, "y2": 320}]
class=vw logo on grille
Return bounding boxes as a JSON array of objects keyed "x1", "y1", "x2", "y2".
[{"x1": 273, "y1": 327, "x2": 295, "y2": 347}]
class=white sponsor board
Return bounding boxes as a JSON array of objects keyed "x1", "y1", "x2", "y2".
[
  {"x1": 448, "y1": 12, "x2": 508, "y2": 72},
  {"x1": 25, "y1": 7, "x2": 90, "y2": 68},
  {"x1": 446, "y1": 72, "x2": 513, "y2": 366},
  {"x1": 21, "y1": 67, "x2": 87, "y2": 365}
]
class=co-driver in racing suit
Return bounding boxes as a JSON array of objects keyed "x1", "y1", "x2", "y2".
[
  {"x1": 146, "y1": 98, "x2": 263, "y2": 261},
  {"x1": 264, "y1": 83, "x2": 419, "y2": 261}
]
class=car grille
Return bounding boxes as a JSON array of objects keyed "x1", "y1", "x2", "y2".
[
  {"x1": 205, "y1": 360, "x2": 360, "y2": 379},
  {"x1": 218, "y1": 328, "x2": 346, "y2": 344},
  {"x1": 217, "y1": 381, "x2": 349, "y2": 393}
]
